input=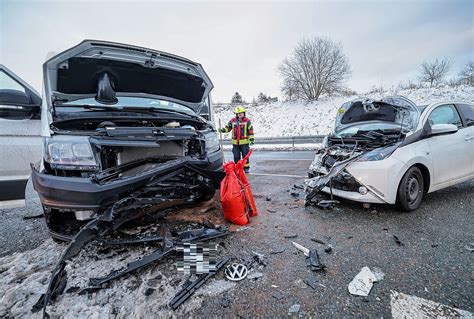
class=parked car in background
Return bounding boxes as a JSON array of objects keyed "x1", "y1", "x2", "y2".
[{"x1": 306, "y1": 96, "x2": 473, "y2": 211}]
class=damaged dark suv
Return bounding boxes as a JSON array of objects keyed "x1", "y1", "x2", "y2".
[{"x1": 31, "y1": 40, "x2": 224, "y2": 240}]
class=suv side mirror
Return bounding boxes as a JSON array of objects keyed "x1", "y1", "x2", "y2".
[{"x1": 429, "y1": 123, "x2": 458, "y2": 136}]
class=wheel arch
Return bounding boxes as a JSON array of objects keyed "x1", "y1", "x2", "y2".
[{"x1": 398, "y1": 163, "x2": 431, "y2": 193}]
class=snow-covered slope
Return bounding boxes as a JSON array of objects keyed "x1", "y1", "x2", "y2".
[{"x1": 214, "y1": 85, "x2": 474, "y2": 138}]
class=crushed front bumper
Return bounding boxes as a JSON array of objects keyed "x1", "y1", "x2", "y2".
[{"x1": 32, "y1": 153, "x2": 224, "y2": 211}]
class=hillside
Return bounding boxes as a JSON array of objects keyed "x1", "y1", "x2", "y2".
[{"x1": 214, "y1": 85, "x2": 474, "y2": 138}]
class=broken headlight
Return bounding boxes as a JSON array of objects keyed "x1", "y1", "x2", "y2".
[
  {"x1": 356, "y1": 142, "x2": 401, "y2": 162},
  {"x1": 44, "y1": 136, "x2": 99, "y2": 170},
  {"x1": 205, "y1": 132, "x2": 220, "y2": 153}
]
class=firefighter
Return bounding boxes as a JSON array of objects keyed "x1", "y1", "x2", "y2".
[{"x1": 219, "y1": 105, "x2": 254, "y2": 173}]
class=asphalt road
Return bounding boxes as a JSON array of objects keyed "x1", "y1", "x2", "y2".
[{"x1": 0, "y1": 151, "x2": 472, "y2": 317}]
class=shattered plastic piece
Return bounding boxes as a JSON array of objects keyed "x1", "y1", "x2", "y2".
[
  {"x1": 272, "y1": 291, "x2": 284, "y2": 300},
  {"x1": 170, "y1": 257, "x2": 230, "y2": 310},
  {"x1": 324, "y1": 245, "x2": 333, "y2": 254},
  {"x1": 306, "y1": 249, "x2": 325, "y2": 271},
  {"x1": 247, "y1": 272, "x2": 263, "y2": 280},
  {"x1": 252, "y1": 251, "x2": 267, "y2": 267},
  {"x1": 393, "y1": 235, "x2": 404, "y2": 246},
  {"x1": 348, "y1": 266, "x2": 382, "y2": 296},
  {"x1": 266, "y1": 196, "x2": 272, "y2": 201},
  {"x1": 310, "y1": 238, "x2": 326, "y2": 245},
  {"x1": 292, "y1": 241, "x2": 310, "y2": 256},
  {"x1": 284, "y1": 234, "x2": 298, "y2": 239},
  {"x1": 289, "y1": 304, "x2": 301, "y2": 314},
  {"x1": 22, "y1": 213, "x2": 44, "y2": 220},
  {"x1": 266, "y1": 208, "x2": 277, "y2": 213},
  {"x1": 270, "y1": 248, "x2": 285, "y2": 255},
  {"x1": 220, "y1": 296, "x2": 231, "y2": 308},
  {"x1": 316, "y1": 199, "x2": 339, "y2": 210},
  {"x1": 304, "y1": 277, "x2": 319, "y2": 290},
  {"x1": 144, "y1": 288, "x2": 155, "y2": 296}
]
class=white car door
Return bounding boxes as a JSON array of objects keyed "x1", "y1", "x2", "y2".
[
  {"x1": 456, "y1": 103, "x2": 474, "y2": 174},
  {"x1": 426, "y1": 104, "x2": 471, "y2": 187},
  {"x1": 0, "y1": 65, "x2": 42, "y2": 209}
]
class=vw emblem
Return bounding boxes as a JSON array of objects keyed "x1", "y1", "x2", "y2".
[{"x1": 225, "y1": 263, "x2": 248, "y2": 281}]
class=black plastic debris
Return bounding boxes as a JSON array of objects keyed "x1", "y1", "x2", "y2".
[
  {"x1": 22, "y1": 213, "x2": 44, "y2": 220},
  {"x1": 284, "y1": 234, "x2": 298, "y2": 239},
  {"x1": 290, "y1": 192, "x2": 300, "y2": 198},
  {"x1": 266, "y1": 196, "x2": 272, "y2": 201},
  {"x1": 304, "y1": 277, "x2": 319, "y2": 290},
  {"x1": 266, "y1": 209, "x2": 277, "y2": 213},
  {"x1": 270, "y1": 248, "x2": 285, "y2": 255},
  {"x1": 324, "y1": 245, "x2": 333, "y2": 254},
  {"x1": 310, "y1": 238, "x2": 326, "y2": 245},
  {"x1": 144, "y1": 288, "x2": 155, "y2": 296},
  {"x1": 306, "y1": 249, "x2": 325, "y2": 271},
  {"x1": 393, "y1": 235, "x2": 404, "y2": 246},
  {"x1": 169, "y1": 257, "x2": 230, "y2": 310},
  {"x1": 220, "y1": 296, "x2": 231, "y2": 308}
]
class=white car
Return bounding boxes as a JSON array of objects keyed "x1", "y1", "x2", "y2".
[{"x1": 306, "y1": 96, "x2": 473, "y2": 211}]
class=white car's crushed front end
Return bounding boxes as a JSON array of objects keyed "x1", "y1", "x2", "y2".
[{"x1": 305, "y1": 95, "x2": 420, "y2": 207}]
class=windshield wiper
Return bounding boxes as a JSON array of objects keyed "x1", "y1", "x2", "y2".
[
  {"x1": 121, "y1": 106, "x2": 199, "y2": 119},
  {"x1": 56, "y1": 104, "x2": 123, "y2": 111}
]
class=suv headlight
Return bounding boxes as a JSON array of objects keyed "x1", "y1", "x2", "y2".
[
  {"x1": 204, "y1": 132, "x2": 220, "y2": 153},
  {"x1": 356, "y1": 142, "x2": 401, "y2": 162},
  {"x1": 44, "y1": 136, "x2": 98, "y2": 170}
]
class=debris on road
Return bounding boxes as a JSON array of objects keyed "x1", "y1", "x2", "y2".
[
  {"x1": 270, "y1": 248, "x2": 285, "y2": 255},
  {"x1": 292, "y1": 241, "x2": 310, "y2": 256},
  {"x1": 304, "y1": 277, "x2": 320, "y2": 290},
  {"x1": 22, "y1": 213, "x2": 44, "y2": 220},
  {"x1": 224, "y1": 263, "x2": 248, "y2": 281},
  {"x1": 324, "y1": 245, "x2": 333, "y2": 254},
  {"x1": 170, "y1": 257, "x2": 230, "y2": 310},
  {"x1": 266, "y1": 196, "x2": 272, "y2": 202},
  {"x1": 306, "y1": 249, "x2": 325, "y2": 271},
  {"x1": 266, "y1": 208, "x2": 277, "y2": 213},
  {"x1": 247, "y1": 272, "x2": 263, "y2": 280},
  {"x1": 272, "y1": 291, "x2": 284, "y2": 301},
  {"x1": 284, "y1": 234, "x2": 298, "y2": 239},
  {"x1": 316, "y1": 199, "x2": 339, "y2": 210},
  {"x1": 310, "y1": 238, "x2": 326, "y2": 245},
  {"x1": 348, "y1": 266, "x2": 384, "y2": 296},
  {"x1": 288, "y1": 304, "x2": 301, "y2": 314},
  {"x1": 252, "y1": 251, "x2": 267, "y2": 267},
  {"x1": 393, "y1": 235, "x2": 404, "y2": 246}
]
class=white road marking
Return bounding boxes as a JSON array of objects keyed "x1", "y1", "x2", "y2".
[
  {"x1": 248, "y1": 173, "x2": 306, "y2": 178},
  {"x1": 390, "y1": 291, "x2": 473, "y2": 319}
]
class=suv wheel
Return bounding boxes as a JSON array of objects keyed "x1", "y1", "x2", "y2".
[{"x1": 396, "y1": 166, "x2": 424, "y2": 211}]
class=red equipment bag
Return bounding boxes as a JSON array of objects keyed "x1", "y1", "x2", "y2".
[
  {"x1": 220, "y1": 161, "x2": 249, "y2": 225},
  {"x1": 235, "y1": 150, "x2": 258, "y2": 216}
]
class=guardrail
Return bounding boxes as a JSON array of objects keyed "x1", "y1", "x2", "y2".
[{"x1": 220, "y1": 135, "x2": 325, "y2": 146}]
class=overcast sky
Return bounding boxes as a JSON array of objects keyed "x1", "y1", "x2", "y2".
[{"x1": 1, "y1": 0, "x2": 473, "y2": 102}]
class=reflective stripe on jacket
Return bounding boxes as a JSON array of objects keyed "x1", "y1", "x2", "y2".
[{"x1": 222, "y1": 117, "x2": 254, "y2": 145}]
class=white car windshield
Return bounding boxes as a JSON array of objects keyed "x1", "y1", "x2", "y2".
[{"x1": 335, "y1": 122, "x2": 402, "y2": 137}]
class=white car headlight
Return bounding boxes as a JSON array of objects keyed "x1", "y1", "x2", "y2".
[
  {"x1": 356, "y1": 142, "x2": 401, "y2": 162},
  {"x1": 205, "y1": 132, "x2": 220, "y2": 153},
  {"x1": 45, "y1": 136, "x2": 98, "y2": 170}
]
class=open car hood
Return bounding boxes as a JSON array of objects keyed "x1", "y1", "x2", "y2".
[
  {"x1": 43, "y1": 40, "x2": 213, "y2": 112},
  {"x1": 334, "y1": 96, "x2": 419, "y2": 133}
]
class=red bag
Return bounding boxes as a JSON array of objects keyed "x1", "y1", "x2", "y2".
[
  {"x1": 235, "y1": 150, "x2": 258, "y2": 217},
  {"x1": 220, "y1": 161, "x2": 249, "y2": 225}
]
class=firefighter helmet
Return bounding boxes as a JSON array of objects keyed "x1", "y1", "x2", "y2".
[{"x1": 234, "y1": 105, "x2": 246, "y2": 114}]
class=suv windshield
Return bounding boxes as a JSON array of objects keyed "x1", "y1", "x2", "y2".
[{"x1": 62, "y1": 97, "x2": 196, "y2": 114}]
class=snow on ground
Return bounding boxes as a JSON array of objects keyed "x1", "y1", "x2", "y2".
[
  {"x1": 0, "y1": 239, "x2": 234, "y2": 318},
  {"x1": 215, "y1": 85, "x2": 474, "y2": 138}
]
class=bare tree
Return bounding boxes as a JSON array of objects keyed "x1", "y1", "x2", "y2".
[
  {"x1": 419, "y1": 58, "x2": 451, "y2": 88},
  {"x1": 458, "y1": 61, "x2": 474, "y2": 86},
  {"x1": 279, "y1": 37, "x2": 351, "y2": 101}
]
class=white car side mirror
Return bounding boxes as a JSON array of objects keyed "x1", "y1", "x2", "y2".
[{"x1": 430, "y1": 123, "x2": 458, "y2": 136}]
